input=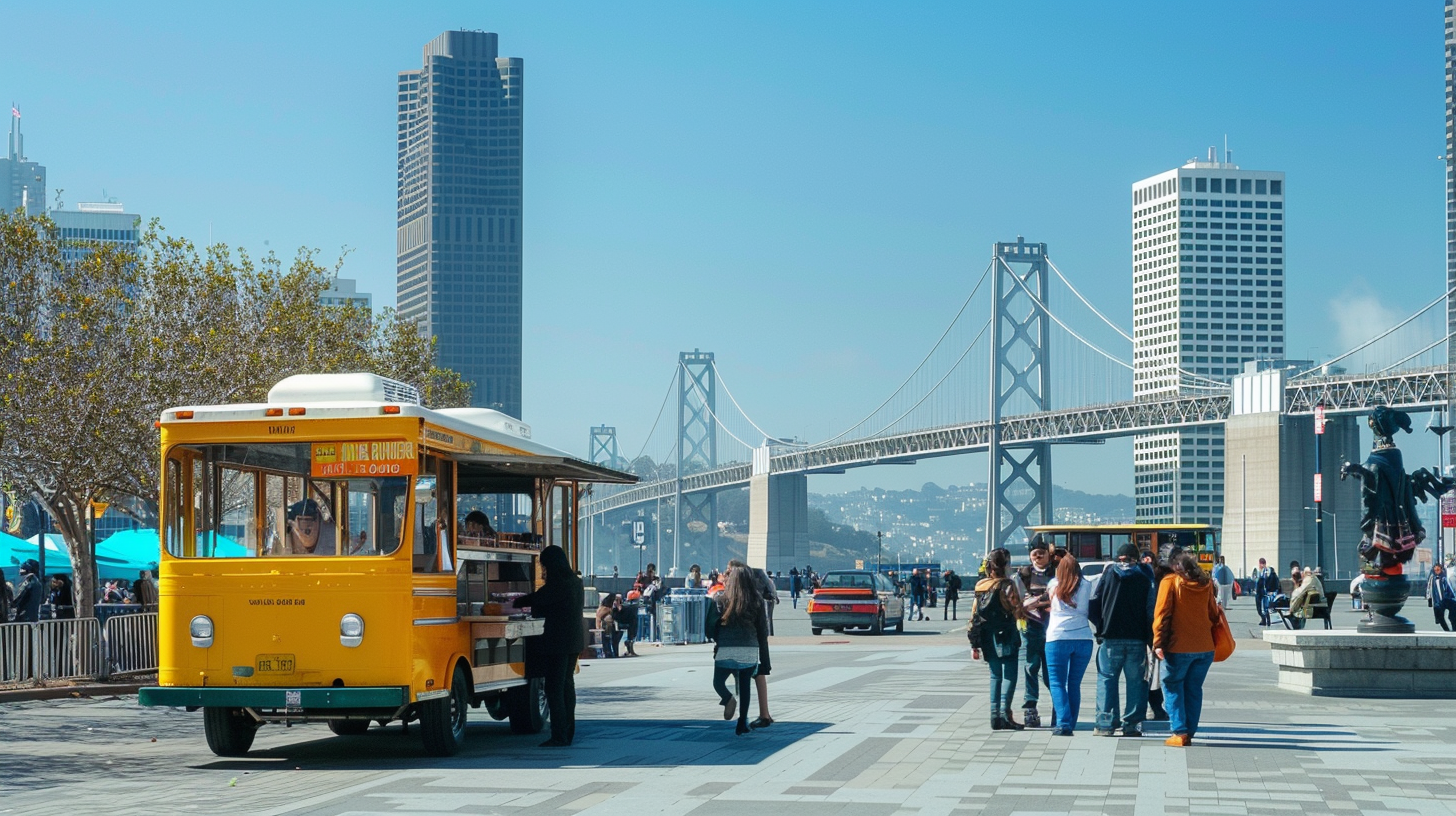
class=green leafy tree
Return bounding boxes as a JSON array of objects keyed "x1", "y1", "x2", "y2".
[{"x1": 0, "y1": 213, "x2": 471, "y2": 615}]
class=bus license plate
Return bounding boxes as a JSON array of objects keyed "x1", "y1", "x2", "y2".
[{"x1": 256, "y1": 654, "x2": 295, "y2": 673}]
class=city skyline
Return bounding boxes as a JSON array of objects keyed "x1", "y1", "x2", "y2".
[{"x1": 0, "y1": 3, "x2": 1447, "y2": 497}]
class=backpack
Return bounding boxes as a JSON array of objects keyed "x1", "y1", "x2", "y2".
[{"x1": 972, "y1": 582, "x2": 1011, "y2": 630}]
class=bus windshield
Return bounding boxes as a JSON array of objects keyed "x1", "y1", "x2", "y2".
[{"x1": 165, "y1": 442, "x2": 412, "y2": 558}]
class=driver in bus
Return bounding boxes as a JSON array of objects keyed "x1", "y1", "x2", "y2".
[{"x1": 285, "y1": 498, "x2": 335, "y2": 556}]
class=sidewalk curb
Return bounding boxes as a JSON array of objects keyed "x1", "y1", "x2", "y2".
[{"x1": 0, "y1": 681, "x2": 148, "y2": 703}]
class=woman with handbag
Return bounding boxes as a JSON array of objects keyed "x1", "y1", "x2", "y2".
[{"x1": 1152, "y1": 553, "x2": 1223, "y2": 747}]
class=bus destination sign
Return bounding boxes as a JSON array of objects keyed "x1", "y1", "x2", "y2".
[{"x1": 311, "y1": 440, "x2": 419, "y2": 477}]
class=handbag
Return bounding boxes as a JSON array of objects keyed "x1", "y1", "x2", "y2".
[{"x1": 1212, "y1": 606, "x2": 1235, "y2": 662}]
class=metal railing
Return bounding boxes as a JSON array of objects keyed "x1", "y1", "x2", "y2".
[
  {"x1": 34, "y1": 618, "x2": 101, "y2": 683},
  {"x1": 102, "y1": 612, "x2": 158, "y2": 679},
  {"x1": 0, "y1": 612, "x2": 158, "y2": 688}
]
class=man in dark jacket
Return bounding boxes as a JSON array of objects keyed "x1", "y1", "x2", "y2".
[
  {"x1": 513, "y1": 545, "x2": 585, "y2": 747},
  {"x1": 1253, "y1": 558, "x2": 1280, "y2": 626},
  {"x1": 1088, "y1": 543, "x2": 1155, "y2": 737},
  {"x1": 942, "y1": 570, "x2": 962, "y2": 621},
  {"x1": 12, "y1": 560, "x2": 42, "y2": 623}
]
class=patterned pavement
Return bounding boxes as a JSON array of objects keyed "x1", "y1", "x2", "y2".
[{"x1": 3, "y1": 600, "x2": 1456, "y2": 815}]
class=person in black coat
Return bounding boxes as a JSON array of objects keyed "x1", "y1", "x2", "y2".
[
  {"x1": 12, "y1": 560, "x2": 43, "y2": 623},
  {"x1": 513, "y1": 545, "x2": 585, "y2": 747}
]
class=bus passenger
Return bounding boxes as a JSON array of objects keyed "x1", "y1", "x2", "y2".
[
  {"x1": 286, "y1": 499, "x2": 335, "y2": 556},
  {"x1": 463, "y1": 510, "x2": 496, "y2": 540}
]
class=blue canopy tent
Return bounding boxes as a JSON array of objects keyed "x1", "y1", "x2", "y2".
[{"x1": 98, "y1": 529, "x2": 249, "y2": 563}]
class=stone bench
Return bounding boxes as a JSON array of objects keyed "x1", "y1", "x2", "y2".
[{"x1": 1265, "y1": 629, "x2": 1456, "y2": 697}]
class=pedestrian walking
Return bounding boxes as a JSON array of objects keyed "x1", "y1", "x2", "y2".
[
  {"x1": 1011, "y1": 536, "x2": 1055, "y2": 727},
  {"x1": 1045, "y1": 555, "x2": 1094, "y2": 737},
  {"x1": 729, "y1": 559, "x2": 778, "y2": 727},
  {"x1": 706, "y1": 567, "x2": 769, "y2": 736},
  {"x1": 1287, "y1": 566, "x2": 1326, "y2": 629},
  {"x1": 789, "y1": 568, "x2": 803, "y2": 608},
  {"x1": 1253, "y1": 559, "x2": 1279, "y2": 626},
  {"x1": 512, "y1": 544, "x2": 585, "y2": 747},
  {"x1": 1153, "y1": 553, "x2": 1221, "y2": 747},
  {"x1": 909, "y1": 570, "x2": 927, "y2": 621},
  {"x1": 942, "y1": 569, "x2": 962, "y2": 621},
  {"x1": 1088, "y1": 544, "x2": 1154, "y2": 737},
  {"x1": 1430, "y1": 564, "x2": 1456, "y2": 631},
  {"x1": 968, "y1": 548, "x2": 1024, "y2": 730},
  {"x1": 1211, "y1": 556, "x2": 1235, "y2": 610}
]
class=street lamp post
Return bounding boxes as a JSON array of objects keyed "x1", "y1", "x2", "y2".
[
  {"x1": 1428, "y1": 413, "x2": 1453, "y2": 565},
  {"x1": 1305, "y1": 507, "x2": 1339, "y2": 579},
  {"x1": 1314, "y1": 402, "x2": 1327, "y2": 572},
  {"x1": 876, "y1": 531, "x2": 883, "y2": 573}
]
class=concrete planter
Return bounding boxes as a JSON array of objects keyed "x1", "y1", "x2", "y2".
[{"x1": 1265, "y1": 629, "x2": 1456, "y2": 697}]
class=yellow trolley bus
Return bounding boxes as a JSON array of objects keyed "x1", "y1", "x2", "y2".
[
  {"x1": 138, "y1": 373, "x2": 635, "y2": 756},
  {"x1": 1025, "y1": 524, "x2": 1221, "y2": 579}
]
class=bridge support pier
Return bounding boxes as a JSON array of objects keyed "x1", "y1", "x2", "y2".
[{"x1": 747, "y1": 472, "x2": 809, "y2": 574}]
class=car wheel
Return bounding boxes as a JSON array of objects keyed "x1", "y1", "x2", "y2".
[
  {"x1": 871, "y1": 613, "x2": 884, "y2": 635},
  {"x1": 811, "y1": 627, "x2": 822, "y2": 636}
]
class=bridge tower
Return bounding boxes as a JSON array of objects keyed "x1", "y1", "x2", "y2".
[
  {"x1": 986, "y1": 238, "x2": 1054, "y2": 553},
  {"x1": 677, "y1": 350, "x2": 719, "y2": 574},
  {"x1": 588, "y1": 425, "x2": 623, "y2": 469}
]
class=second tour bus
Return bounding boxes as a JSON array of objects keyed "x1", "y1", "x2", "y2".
[{"x1": 138, "y1": 373, "x2": 635, "y2": 757}]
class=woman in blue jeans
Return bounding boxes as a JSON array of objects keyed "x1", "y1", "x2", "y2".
[
  {"x1": 969, "y1": 548, "x2": 1024, "y2": 730},
  {"x1": 1153, "y1": 553, "x2": 1220, "y2": 746},
  {"x1": 1044, "y1": 555, "x2": 1094, "y2": 736}
]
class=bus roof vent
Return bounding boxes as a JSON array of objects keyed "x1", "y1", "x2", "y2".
[{"x1": 267, "y1": 373, "x2": 422, "y2": 406}]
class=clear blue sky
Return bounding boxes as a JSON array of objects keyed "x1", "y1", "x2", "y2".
[{"x1": 4, "y1": 2, "x2": 1447, "y2": 496}]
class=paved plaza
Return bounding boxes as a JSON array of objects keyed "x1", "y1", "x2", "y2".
[{"x1": 4, "y1": 598, "x2": 1456, "y2": 815}]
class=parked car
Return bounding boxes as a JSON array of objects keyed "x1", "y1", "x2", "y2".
[{"x1": 807, "y1": 570, "x2": 906, "y2": 635}]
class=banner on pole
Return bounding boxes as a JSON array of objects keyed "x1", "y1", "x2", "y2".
[{"x1": 1442, "y1": 493, "x2": 1456, "y2": 529}]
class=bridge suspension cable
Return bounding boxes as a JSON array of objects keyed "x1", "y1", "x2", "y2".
[
  {"x1": 631, "y1": 369, "x2": 680, "y2": 463},
  {"x1": 679, "y1": 361, "x2": 764, "y2": 453},
  {"x1": 860, "y1": 316, "x2": 993, "y2": 439},
  {"x1": 708, "y1": 363, "x2": 802, "y2": 447},
  {"x1": 807, "y1": 260, "x2": 995, "y2": 447},
  {"x1": 1293, "y1": 286, "x2": 1455, "y2": 379},
  {"x1": 1378, "y1": 331, "x2": 1454, "y2": 374},
  {"x1": 1001, "y1": 257, "x2": 1132, "y2": 370},
  {"x1": 1045, "y1": 257, "x2": 1133, "y2": 343}
]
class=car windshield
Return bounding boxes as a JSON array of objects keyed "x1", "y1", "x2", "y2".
[{"x1": 820, "y1": 572, "x2": 874, "y2": 589}]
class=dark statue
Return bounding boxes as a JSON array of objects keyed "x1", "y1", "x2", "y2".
[{"x1": 1340, "y1": 406, "x2": 1454, "y2": 634}]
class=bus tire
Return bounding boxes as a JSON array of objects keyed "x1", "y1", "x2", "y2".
[
  {"x1": 508, "y1": 677, "x2": 546, "y2": 735},
  {"x1": 420, "y1": 665, "x2": 471, "y2": 757},
  {"x1": 203, "y1": 707, "x2": 258, "y2": 757},
  {"x1": 484, "y1": 692, "x2": 510, "y2": 721},
  {"x1": 328, "y1": 719, "x2": 370, "y2": 736}
]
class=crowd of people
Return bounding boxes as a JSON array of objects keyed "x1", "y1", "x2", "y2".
[
  {"x1": 0, "y1": 561, "x2": 158, "y2": 623},
  {"x1": 967, "y1": 538, "x2": 1226, "y2": 746}
]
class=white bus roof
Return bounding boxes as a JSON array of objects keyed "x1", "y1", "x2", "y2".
[{"x1": 162, "y1": 373, "x2": 637, "y2": 484}]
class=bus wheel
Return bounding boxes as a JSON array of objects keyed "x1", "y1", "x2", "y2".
[
  {"x1": 203, "y1": 707, "x2": 258, "y2": 757},
  {"x1": 328, "y1": 719, "x2": 370, "y2": 736},
  {"x1": 484, "y1": 692, "x2": 510, "y2": 721},
  {"x1": 508, "y1": 677, "x2": 546, "y2": 734},
  {"x1": 421, "y1": 665, "x2": 470, "y2": 756}
]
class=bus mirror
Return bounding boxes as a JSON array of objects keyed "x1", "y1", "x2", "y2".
[{"x1": 415, "y1": 476, "x2": 436, "y2": 506}]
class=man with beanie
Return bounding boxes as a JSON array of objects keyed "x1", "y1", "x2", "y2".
[
  {"x1": 1010, "y1": 535, "x2": 1055, "y2": 727},
  {"x1": 1088, "y1": 543, "x2": 1155, "y2": 737},
  {"x1": 13, "y1": 559, "x2": 42, "y2": 622}
]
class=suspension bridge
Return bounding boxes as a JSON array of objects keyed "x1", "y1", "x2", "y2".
[{"x1": 583, "y1": 238, "x2": 1454, "y2": 573}]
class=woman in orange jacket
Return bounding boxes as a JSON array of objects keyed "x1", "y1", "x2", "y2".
[{"x1": 1152, "y1": 553, "x2": 1221, "y2": 747}]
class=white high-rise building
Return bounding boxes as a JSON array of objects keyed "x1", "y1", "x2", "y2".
[{"x1": 1131, "y1": 150, "x2": 1286, "y2": 524}]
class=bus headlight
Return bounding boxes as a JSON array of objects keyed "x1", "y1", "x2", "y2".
[
  {"x1": 340, "y1": 613, "x2": 365, "y2": 648},
  {"x1": 190, "y1": 615, "x2": 214, "y2": 648}
]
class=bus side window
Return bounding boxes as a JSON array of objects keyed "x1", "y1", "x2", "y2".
[{"x1": 413, "y1": 475, "x2": 439, "y2": 573}]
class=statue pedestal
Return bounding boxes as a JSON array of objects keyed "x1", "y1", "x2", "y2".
[{"x1": 1265, "y1": 630, "x2": 1456, "y2": 697}]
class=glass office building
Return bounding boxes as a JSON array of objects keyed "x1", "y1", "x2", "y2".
[{"x1": 397, "y1": 30, "x2": 524, "y2": 416}]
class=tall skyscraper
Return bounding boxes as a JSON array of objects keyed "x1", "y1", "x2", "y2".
[
  {"x1": 320, "y1": 276, "x2": 373, "y2": 310},
  {"x1": 397, "y1": 31, "x2": 524, "y2": 416},
  {"x1": 3, "y1": 107, "x2": 46, "y2": 215},
  {"x1": 1131, "y1": 151, "x2": 1286, "y2": 524},
  {"x1": 1446, "y1": 0, "x2": 1454, "y2": 451}
]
